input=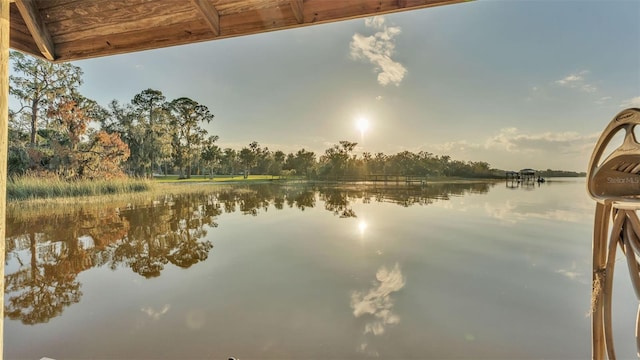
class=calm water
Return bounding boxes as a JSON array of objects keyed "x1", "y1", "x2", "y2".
[{"x1": 4, "y1": 179, "x2": 639, "y2": 359}]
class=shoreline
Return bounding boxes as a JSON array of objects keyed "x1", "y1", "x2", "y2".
[{"x1": 8, "y1": 175, "x2": 586, "y2": 207}]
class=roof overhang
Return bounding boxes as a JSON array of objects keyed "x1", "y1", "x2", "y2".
[{"x1": 9, "y1": 0, "x2": 470, "y2": 63}]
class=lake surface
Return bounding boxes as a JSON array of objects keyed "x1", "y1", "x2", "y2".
[{"x1": 4, "y1": 178, "x2": 639, "y2": 359}]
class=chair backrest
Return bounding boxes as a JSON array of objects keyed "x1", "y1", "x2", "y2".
[{"x1": 587, "y1": 108, "x2": 640, "y2": 203}]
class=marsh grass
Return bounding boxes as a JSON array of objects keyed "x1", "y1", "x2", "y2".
[
  {"x1": 6, "y1": 180, "x2": 230, "y2": 218},
  {"x1": 153, "y1": 174, "x2": 295, "y2": 183},
  {"x1": 7, "y1": 174, "x2": 308, "y2": 218},
  {"x1": 7, "y1": 175, "x2": 154, "y2": 202}
]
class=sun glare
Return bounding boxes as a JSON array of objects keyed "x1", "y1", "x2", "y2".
[{"x1": 356, "y1": 117, "x2": 370, "y2": 135}]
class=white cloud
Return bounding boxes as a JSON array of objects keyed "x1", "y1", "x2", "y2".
[
  {"x1": 621, "y1": 96, "x2": 640, "y2": 108},
  {"x1": 375, "y1": 95, "x2": 383, "y2": 101},
  {"x1": 364, "y1": 16, "x2": 385, "y2": 29},
  {"x1": 595, "y1": 96, "x2": 612, "y2": 105},
  {"x1": 555, "y1": 70, "x2": 598, "y2": 93},
  {"x1": 555, "y1": 72, "x2": 585, "y2": 86},
  {"x1": 484, "y1": 128, "x2": 599, "y2": 153},
  {"x1": 421, "y1": 128, "x2": 599, "y2": 171},
  {"x1": 430, "y1": 140, "x2": 481, "y2": 153},
  {"x1": 350, "y1": 16, "x2": 407, "y2": 87}
]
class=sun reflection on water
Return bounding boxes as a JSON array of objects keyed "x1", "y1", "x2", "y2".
[{"x1": 358, "y1": 220, "x2": 368, "y2": 236}]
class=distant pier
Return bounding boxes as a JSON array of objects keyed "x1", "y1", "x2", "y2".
[
  {"x1": 506, "y1": 168, "x2": 544, "y2": 188},
  {"x1": 322, "y1": 174, "x2": 427, "y2": 186}
]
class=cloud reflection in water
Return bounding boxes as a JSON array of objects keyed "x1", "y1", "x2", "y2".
[
  {"x1": 351, "y1": 263, "x2": 405, "y2": 356},
  {"x1": 141, "y1": 304, "x2": 170, "y2": 320}
]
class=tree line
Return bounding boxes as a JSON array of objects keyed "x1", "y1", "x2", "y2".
[
  {"x1": 9, "y1": 51, "x2": 215, "y2": 180},
  {"x1": 8, "y1": 51, "x2": 505, "y2": 181}
]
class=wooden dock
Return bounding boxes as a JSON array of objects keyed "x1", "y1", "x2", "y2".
[
  {"x1": 321, "y1": 174, "x2": 427, "y2": 186},
  {"x1": 506, "y1": 168, "x2": 545, "y2": 188}
]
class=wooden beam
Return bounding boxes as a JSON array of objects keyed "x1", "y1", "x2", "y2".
[
  {"x1": 190, "y1": 0, "x2": 219, "y2": 36},
  {"x1": 15, "y1": 0, "x2": 55, "y2": 60},
  {"x1": 0, "y1": 0, "x2": 9, "y2": 357},
  {"x1": 290, "y1": 0, "x2": 303, "y2": 24},
  {"x1": 398, "y1": 0, "x2": 408, "y2": 8}
]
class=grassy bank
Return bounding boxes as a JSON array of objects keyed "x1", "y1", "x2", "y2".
[
  {"x1": 7, "y1": 173, "x2": 503, "y2": 205},
  {"x1": 7, "y1": 174, "x2": 305, "y2": 207},
  {"x1": 7, "y1": 175, "x2": 154, "y2": 202},
  {"x1": 153, "y1": 174, "x2": 303, "y2": 183}
]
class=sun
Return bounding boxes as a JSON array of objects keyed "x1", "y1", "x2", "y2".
[{"x1": 356, "y1": 117, "x2": 370, "y2": 137}]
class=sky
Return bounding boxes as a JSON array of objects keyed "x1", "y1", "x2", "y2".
[{"x1": 31, "y1": 0, "x2": 640, "y2": 171}]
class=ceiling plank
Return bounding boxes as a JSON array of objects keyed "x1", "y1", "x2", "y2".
[
  {"x1": 303, "y1": 0, "x2": 462, "y2": 23},
  {"x1": 14, "y1": 0, "x2": 55, "y2": 60},
  {"x1": 51, "y1": 8, "x2": 198, "y2": 43},
  {"x1": 22, "y1": 0, "x2": 469, "y2": 62},
  {"x1": 9, "y1": 3, "x2": 40, "y2": 56},
  {"x1": 43, "y1": 1, "x2": 174, "y2": 32},
  {"x1": 45, "y1": 1, "x2": 196, "y2": 37},
  {"x1": 9, "y1": 29, "x2": 41, "y2": 58},
  {"x1": 289, "y1": 0, "x2": 303, "y2": 24},
  {"x1": 214, "y1": 0, "x2": 289, "y2": 16},
  {"x1": 190, "y1": 0, "x2": 219, "y2": 36},
  {"x1": 55, "y1": 20, "x2": 213, "y2": 61}
]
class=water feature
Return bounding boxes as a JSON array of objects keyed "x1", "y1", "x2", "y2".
[{"x1": 5, "y1": 179, "x2": 633, "y2": 359}]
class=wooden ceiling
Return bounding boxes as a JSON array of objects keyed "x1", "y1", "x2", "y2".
[{"x1": 9, "y1": 0, "x2": 469, "y2": 63}]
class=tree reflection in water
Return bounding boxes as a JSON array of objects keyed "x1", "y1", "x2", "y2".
[{"x1": 4, "y1": 182, "x2": 492, "y2": 324}]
